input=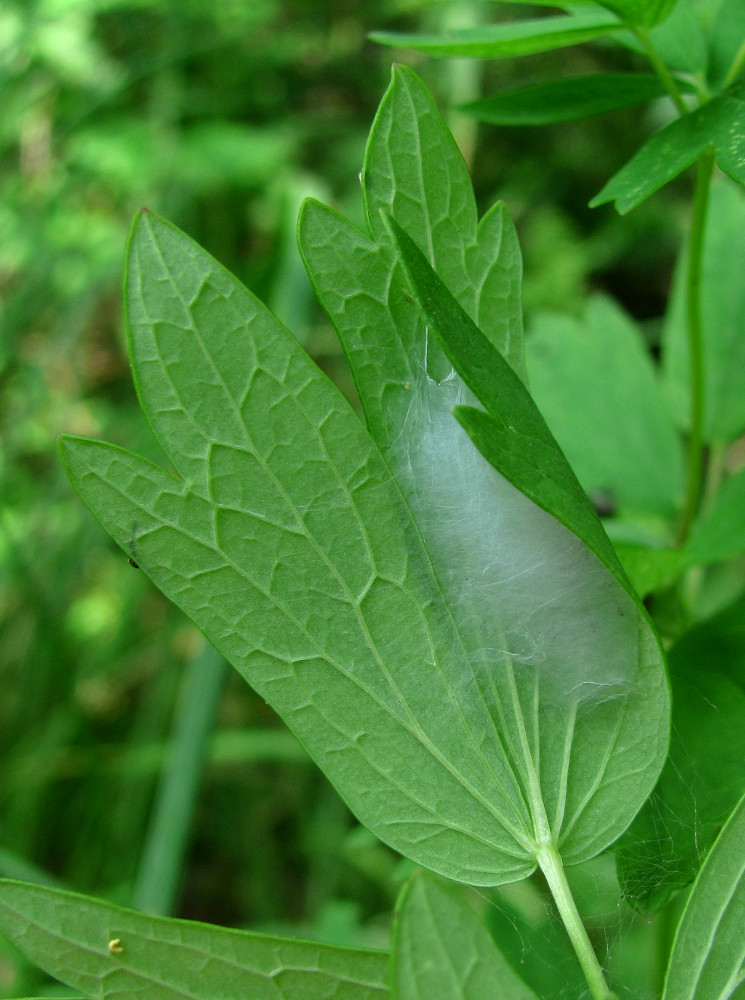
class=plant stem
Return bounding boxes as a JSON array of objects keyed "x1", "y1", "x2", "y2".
[
  {"x1": 635, "y1": 27, "x2": 687, "y2": 114},
  {"x1": 677, "y1": 148, "x2": 715, "y2": 544},
  {"x1": 537, "y1": 843, "x2": 618, "y2": 1000}
]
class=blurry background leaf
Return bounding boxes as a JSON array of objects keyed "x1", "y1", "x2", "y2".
[
  {"x1": 661, "y1": 181, "x2": 745, "y2": 444},
  {"x1": 593, "y1": 0, "x2": 678, "y2": 27},
  {"x1": 617, "y1": 593, "x2": 745, "y2": 914},
  {"x1": 525, "y1": 294, "x2": 684, "y2": 520},
  {"x1": 461, "y1": 74, "x2": 676, "y2": 125},
  {"x1": 369, "y1": 11, "x2": 623, "y2": 60},
  {"x1": 392, "y1": 872, "x2": 539, "y2": 1000},
  {"x1": 707, "y1": 0, "x2": 745, "y2": 90}
]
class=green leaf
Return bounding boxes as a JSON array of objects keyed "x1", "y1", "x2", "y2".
[
  {"x1": 386, "y1": 217, "x2": 622, "y2": 586},
  {"x1": 385, "y1": 213, "x2": 670, "y2": 862},
  {"x1": 663, "y1": 791, "x2": 745, "y2": 999},
  {"x1": 61, "y1": 211, "x2": 539, "y2": 887},
  {"x1": 593, "y1": 0, "x2": 678, "y2": 27},
  {"x1": 461, "y1": 74, "x2": 673, "y2": 125},
  {"x1": 661, "y1": 181, "x2": 745, "y2": 443},
  {"x1": 686, "y1": 465, "x2": 745, "y2": 564},
  {"x1": 482, "y1": 0, "x2": 597, "y2": 6},
  {"x1": 591, "y1": 80, "x2": 745, "y2": 213},
  {"x1": 525, "y1": 295, "x2": 684, "y2": 518},
  {"x1": 617, "y1": 600, "x2": 745, "y2": 914},
  {"x1": 614, "y1": 545, "x2": 689, "y2": 598},
  {"x1": 61, "y1": 69, "x2": 669, "y2": 891},
  {"x1": 613, "y1": 0, "x2": 708, "y2": 74},
  {"x1": 300, "y1": 64, "x2": 526, "y2": 448},
  {"x1": 391, "y1": 872, "x2": 539, "y2": 1000},
  {"x1": 369, "y1": 11, "x2": 622, "y2": 60},
  {"x1": 708, "y1": 0, "x2": 745, "y2": 90},
  {"x1": 0, "y1": 879, "x2": 389, "y2": 1000},
  {"x1": 484, "y1": 884, "x2": 588, "y2": 998},
  {"x1": 302, "y1": 65, "x2": 669, "y2": 872}
]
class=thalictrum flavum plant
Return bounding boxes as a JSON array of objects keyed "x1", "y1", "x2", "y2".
[{"x1": 2, "y1": 1, "x2": 745, "y2": 997}]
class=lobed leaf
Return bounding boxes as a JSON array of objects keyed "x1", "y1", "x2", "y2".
[
  {"x1": 663, "y1": 791, "x2": 745, "y2": 1000},
  {"x1": 369, "y1": 11, "x2": 622, "y2": 60},
  {"x1": 591, "y1": 80, "x2": 745, "y2": 213},
  {"x1": 61, "y1": 209, "x2": 538, "y2": 886},
  {"x1": 391, "y1": 872, "x2": 539, "y2": 1000},
  {"x1": 302, "y1": 65, "x2": 669, "y2": 871},
  {"x1": 461, "y1": 74, "x2": 673, "y2": 126},
  {"x1": 61, "y1": 68, "x2": 669, "y2": 892},
  {"x1": 0, "y1": 879, "x2": 389, "y2": 1000}
]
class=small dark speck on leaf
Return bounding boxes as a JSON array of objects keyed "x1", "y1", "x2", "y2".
[{"x1": 128, "y1": 557, "x2": 139, "y2": 569}]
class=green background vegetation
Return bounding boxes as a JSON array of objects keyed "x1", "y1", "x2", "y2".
[{"x1": 0, "y1": 2, "x2": 694, "y2": 996}]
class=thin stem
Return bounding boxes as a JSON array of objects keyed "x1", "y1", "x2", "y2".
[
  {"x1": 677, "y1": 148, "x2": 716, "y2": 544},
  {"x1": 537, "y1": 843, "x2": 618, "y2": 1000},
  {"x1": 634, "y1": 26, "x2": 687, "y2": 115}
]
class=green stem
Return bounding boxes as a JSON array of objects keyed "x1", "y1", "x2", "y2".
[
  {"x1": 537, "y1": 843, "x2": 618, "y2": 1000},
  {"x1": 634, "y1": 26, "x2": 687, "y2": 115},
  {"x1": 677, "y1": 148, "x2": 715, "y2": 544}
]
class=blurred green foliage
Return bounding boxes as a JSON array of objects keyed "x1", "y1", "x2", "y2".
[{"x1": 0, "y1": 1, "x2": 693, "y2": 996}]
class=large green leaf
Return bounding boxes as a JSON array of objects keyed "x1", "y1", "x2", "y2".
[
  {"x1": 391, "y1": 872, "x2": 539, "y2": 1000},
  {"x1": 661, "y1": 181, "x2": 745, "y2": 444},
  {"x1": 663, "y1": 791, "x2": 745, "y2": 1000},
  {"x1": 591, "y1": 80, "x2": 745, "y2": 213},
  {"x1": 61, "y1": 69, "x2": 669, "y2": 890},
  {"x1": 461, "y1": 74, "x2": 674, "y2": 126},
  {"x1": 0, "y1": 879, "x2": 389, "y2": 1000},
  {"x1": 301, "y1": 66, "x2": 669, "y2": 871},
  {"x1": 60, "y1": 209, "x2": 538, "y2": 887},
  {"x1": 369, "y1": 11, "x2": 622, "y2": 60},
  {"x1": 525, "y1": 295, "x2": 684, "y2": 518}
]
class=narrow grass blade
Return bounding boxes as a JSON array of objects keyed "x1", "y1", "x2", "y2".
[{"x1": 132, "y1": 643, "x2": 227, "y2": 916}]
